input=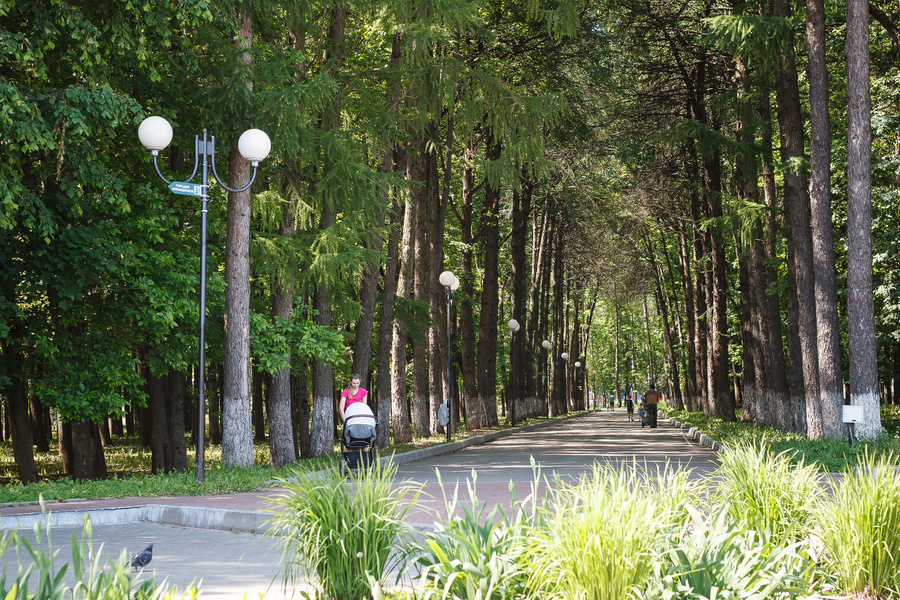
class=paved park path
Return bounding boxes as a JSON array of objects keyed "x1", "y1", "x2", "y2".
[{"x1": 1, "y1": 409, "x2": 720, "y2": 600}]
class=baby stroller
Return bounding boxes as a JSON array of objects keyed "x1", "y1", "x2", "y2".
[{"x1": 340, "y1": 402, "x2": 377, "y2": 475}]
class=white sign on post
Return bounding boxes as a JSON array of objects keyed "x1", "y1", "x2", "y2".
[{"x1": 842, "y1": 405, "x2": 864, "y2": 424}]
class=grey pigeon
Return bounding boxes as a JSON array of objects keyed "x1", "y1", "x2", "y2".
[{"x1": 130, "y1": 543, "x2": 153, "y2": 571}]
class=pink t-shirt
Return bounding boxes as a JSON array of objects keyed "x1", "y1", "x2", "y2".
[{"x1": 341, "y1": 387, "x2": 368, "y2": 408}]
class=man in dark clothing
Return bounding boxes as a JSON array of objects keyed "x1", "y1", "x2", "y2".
[{"x1": 644, "y1": 384, "x2": 660, "y2": 428}]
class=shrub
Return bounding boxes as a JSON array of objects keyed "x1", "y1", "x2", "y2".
[
  {"x1": 403, "y1": 469, "x2": 534, "y2": 600},
  {"x1": 816, "y1": 453, "x2": 900, "y2": 598},
  {"x1": 639, "y1": 506, "x2": 826, "y2": 600},
  {"x1": 528, "y1": 461, "x2": 694, "y2": 600},
  {"x1": 713, "y1": 441, "x2": 823, "y2": 540},
  {"x1": 0, "y1": 515, "x2": 197, "y2": 600},
  {"x1": 266, "y1": 459, "x2": 418, "y2": 600}
]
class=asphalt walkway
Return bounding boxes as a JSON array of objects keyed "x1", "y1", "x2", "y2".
[{"x1": 1, "y1": 409, "x2": 719, "y2": 600}]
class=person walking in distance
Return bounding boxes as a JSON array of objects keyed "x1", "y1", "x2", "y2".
[
  {"x1": 644, "y1": 383, "x2": 660, "y2": 428},
  {"x1": 625, "y1": 393, "x2": 634, "y2": 421}
]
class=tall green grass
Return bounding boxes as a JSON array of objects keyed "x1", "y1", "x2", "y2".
[
  {"x1": 817, "y1": 453, "x2": 900, "y2": 598},
  {"x1": 713, "y1": 441, "x2": 823, "y2": 540},
  {"x1": 404, "y1": 469, "x2": 536, "y2": 600},
  {"x1": 265, "y1": 460, "x2": 418, "y2": 600},
  {"x1": 1, "y1": 516, "x2": 199, "y2": 600},
  {"x1": 528, "y1": 461, "x2": 696, "y2": 600}
]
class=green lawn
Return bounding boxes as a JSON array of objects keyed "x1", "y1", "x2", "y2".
[
  {"x1": 0, "y1": 414, "x2": 568, "y2": 504},
  {"x1": 663, "y1": 403, "x2": 900, "y2": 472}
]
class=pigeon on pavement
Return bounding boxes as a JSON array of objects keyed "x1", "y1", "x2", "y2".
[{"x1": 131, "y1": 543, "x2": 153, "y2": 571}]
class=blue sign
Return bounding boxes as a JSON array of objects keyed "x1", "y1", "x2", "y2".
[{"x1": 169, "y1": 182, "x2": 204, "y2": 197}]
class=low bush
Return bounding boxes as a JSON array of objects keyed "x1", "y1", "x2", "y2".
[
  {"x1": 816, "y1": 452, "x2": 900, "y2": 598},
  {"x1": 0, "y1": 516, "x2": 198, "y2": 600},
  {"x1": 640, "y1": 506, "x2": 826, "y2": 600},
  {"x1": 265, "y1": 459, "x2": 418, "y2": 600}
]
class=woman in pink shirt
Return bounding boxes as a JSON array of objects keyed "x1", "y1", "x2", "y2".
[{"x1": 339, "y1": 373, "x2": 368, "y2": 422}]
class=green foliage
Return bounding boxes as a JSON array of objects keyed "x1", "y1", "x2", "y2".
[
  {"x1": 0, "y1": 516, "x2": 199, "y2": 600},
  {"x1": 403, "y1": 469, "x2": 535, "y2": 600},
  {"x1": 664, "y1": 406, "x2": 900, "y2": 472},
  {"x1": 0, "y1": 440, "x2": 337, "y2": 504},
  {"x1": 713, "y1": 442, "x2": 823, "y2": 540},
  {"x1": 816, "y1": 452, "x2": 900, "y2": 598},
  {"x1": 250, "y1": 307, "x2": 348, "y2": 375},
  {"x1": 528, "y1": 461, "x2": 693, "y2": 600},
  {"x1": 265, "y1": 460, "x2": 418, "y2": 600},
  {"x1": 640, "y1": 506, "x2": 826, "y2": 600}
]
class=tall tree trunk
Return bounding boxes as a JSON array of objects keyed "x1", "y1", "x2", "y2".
[
  {"x1": 69, "y1": 420, "x2": 94, "y2": 480},
  {"x1": 458, "y1": 144, "x2": 483, "y2": 428},
  {"x1": 807, "y1": 0, "x2": 845, "y2": 438},
  {"x1": 773, "y1": 0, "x2": 821, "y2": 436},
  {"x1": 677, "y1": 226, "x2": 698, "y2": 411},
  {"x1": 148, "y1": 372, "x2": 171, "y2": 474},
  {"x1": 269, "y1": 280, "x2": 296, "y2": 467},
  {"x1": 308, "y1": 4, "x2": 347, "y2": 457},
  {"x1": 846, "y1": 0, "x2": 882, "y2": 438},
  {"x1": 376, "y1": 177, "x2": 402, "y2": 447},
  {"x1": 527, "y1": 204, "x2": 550, "y2": 416},
  {"x1": 167, "y1": 371, "x2": 188, "y2": 471},
  {"x1": 3, "y1": 343, "x2": 37, "y2": 482},
  {"x1": 252, "y1": 364, "x2": 266, "y2": 442},
  {"x1": 410, "y1": 131, "x2": 431, "y2": 438},
  {"x1": 222, "y1": 4, "x2": 255, "y2": 467},
  {"x1": 373, "y1": 32, "x2": 403, "y2": 447},
  {"x1": 759, "y1": 92, "x2": 792, "y2": 430},
  {"x1": 391, "y1": 181, "x2": 415, "y2": 443},
  {"x1": 509, "y1": 180, "x2": 531, "y2": 422},
  {"x1": 476, "y1": 138, "x2": 502, "y2": 427}
]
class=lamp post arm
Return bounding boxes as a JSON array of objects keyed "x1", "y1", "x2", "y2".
[
  {"x1": 151, "y1": 154, "x2": 173, "y2": 185},
  {"x1": 149, "y1": 135, "x2": 202, "y2": 187},
  {"x1": 208, "y1": 134, "x2": 260, "y2": 193}
]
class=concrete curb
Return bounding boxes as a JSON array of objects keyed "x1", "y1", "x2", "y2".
[
  {"x1": 663, "y1": 415, "x2": 727, "y2": 453},
  {"x1": 1, "y1": 411, "x2": 592, "y2": 534}
]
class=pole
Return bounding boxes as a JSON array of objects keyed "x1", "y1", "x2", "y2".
[
  {"x1": 445, "y1": 286, "x2": 453, "y2": 442},
  {"x1": 510, "y1": 329, "x2": 516, "y2": 426},
  {"x1": 196, "y1": 131, "x2": 210, "y2": 483}
]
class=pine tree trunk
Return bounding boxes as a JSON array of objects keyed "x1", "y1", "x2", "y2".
[
  {"x1": 268, "y1": 282, "x2": 296, "y2": 467},
  {"x1": 846, "y1": 0, "x2": 882, "y2": 438},
  {"x1": 509, "y1": 181, "x2": 531, "y2": 422},
  {"x1": 221, "y1": 5, "x2": 255, "y2": 467},
  {"x1": 374, "y1": 32, "x2": 403, "y2": 447},
  {"x1": 309, "y1": 233, "x2": 336, "y2": 457},
  {"x1": 376, "y1": 187, "x2": 402, "y2": 447},
  {"x1": 476, "y1": 139, "x2": 502, "y2": 427},
  {"x1": 391, "y1": 187, "x2": 415, "y2": 443},
  {"x1": 410, "y1": 132, "x2": 431, "y2": 437},
  {"x1": 807, "y1": 0, "x2": 844, "y2": 438},
  {"x1": 428, "y1": 126, "x2": 447, "y2": 436},
  {"x1": 459, "y1": 146, "x2": 483, "y2": 429},
  {"x1": 759, "y1": 92, "x2": 792, "y2": 430},
  {"x1": 677, "y1": 226, "x2": 699, "y2": 412},
  {"x1": 773, "y1": 0, "x2": 821, "y2": 436}
]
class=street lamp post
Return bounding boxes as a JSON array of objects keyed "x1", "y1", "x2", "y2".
[
  {"x1": 508, "y1": 319, "x2": 520, "y2": 425},
  {"x1": 439, "y1": 270, "x2": 459, "y2": 441},
  {"x1": 541, "y1": 339, "x2": 551, "y2": 413},
  {"x1": 574, "y1": 361, "x2": 582, "y2": 410},
  {"x1": 139, "y1": 116, "x2": 271, "y2": 483}
]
